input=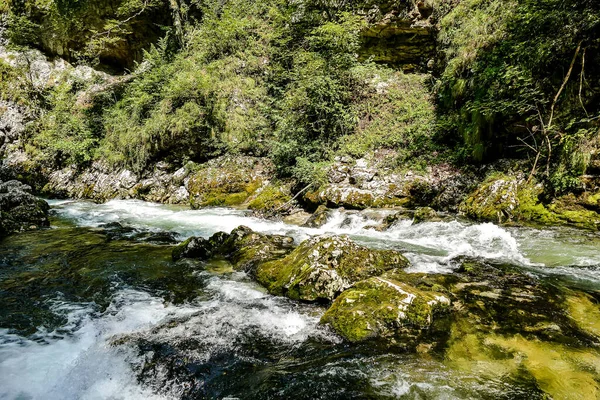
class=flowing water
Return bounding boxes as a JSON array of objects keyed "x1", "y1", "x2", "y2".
[{"x1": 1, "y1": 200, "x2": 599, "y2": 399}]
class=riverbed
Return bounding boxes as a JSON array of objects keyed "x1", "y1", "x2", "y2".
[{"x1": 1, "y1": 200, "x2": 599, "y2": 399}]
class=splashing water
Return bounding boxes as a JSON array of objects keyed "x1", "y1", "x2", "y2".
[{"x1": 0, "y1": 199, "x2": 598, "y2": 399}]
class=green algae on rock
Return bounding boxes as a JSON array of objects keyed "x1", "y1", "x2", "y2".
[
  {"x1": 255, "y1": 235, "x2": 409, "y2": 302},
  {"x1": 187, "y1": 157, "x2": 273, "y2": 209},
  {"x1": 321, "y1": 276, "x2": 451, "y2": 344},
  {"x1": 461, "y1": 173, "x2": 600, "y2": 230}
]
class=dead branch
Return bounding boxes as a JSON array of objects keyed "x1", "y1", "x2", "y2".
[
  {"x1": 547, "y1": 41, "x2": 582, "y2": 131},
  {"x1": 579, "y1": 47, "x2": 589, "y2": 117}
]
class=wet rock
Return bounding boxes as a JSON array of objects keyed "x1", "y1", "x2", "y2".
[
  {"x1": 441, "y1": 258, "x2": 600, "y2": 399},
  {"x1": 302, "y1": 205, "x2": 332, "y2": 228},
  {"x1": 412, "y1": 206, "x2": 441, "y2": 224},
  {"x1": 0, "y1": 179, "x2": 49, "y2": 236},
  {"x1": 255, "y1": 235, "x2": 409, "y2": 302},
  {"x1": 219, "y1": 226, "x2": 295, "y2": 272},
  {"x1": 321, "y1": 276, "x2": 451, "y2": 344},
  {"x1": 172, "y1": 226, "x2": 294, "y2": 272},
  {"x1": 172, "y1": 237, "x2": 212, "y2": 261}
]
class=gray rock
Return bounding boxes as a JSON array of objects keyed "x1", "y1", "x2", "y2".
[{"x1": 0, "y1": 179, "x2": 49, "y2": 236}]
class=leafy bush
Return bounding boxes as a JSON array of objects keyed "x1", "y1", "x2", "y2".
[
  {"x1": 28, "y1": 81, "x2": 98, "y2": 167},
  {"x1": 339, "y1": 65, "x2": 437, "y2": 164},
  {"x1": 436, "y1": 0, "x2": 600, "y2": 169}
]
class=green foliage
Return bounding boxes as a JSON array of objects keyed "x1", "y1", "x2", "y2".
[
  {"x1": 98, "y1": 2, "x2": 276, "y2": 171},
  {"x1": 339, "y1": 66, "x2": 437, "y2": 164},
  {"x1": 0, "y1": 59, "x2": 35, "y2": 105},
  {"x1": 28, "y1": 80, "x2": 98, "y2": 167},
  {"x1": 437, "y1": 0, "x2": 600, "y2": 175}
]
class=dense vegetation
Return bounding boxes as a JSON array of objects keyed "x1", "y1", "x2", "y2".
[
  {"x1": 1, "y1": 0, "x2": 599, "y2": 192},
  {"x1": 436, "y1": 0, "x2": 600, "y2": 193}
]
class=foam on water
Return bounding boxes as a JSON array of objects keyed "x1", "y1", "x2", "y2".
[
  {"x1": 0, "y1": 289, "x2": 182, "y2": 400},
  {"x1": 139, "y1": 274, "x2": 335, "y2": 363},
  {"x1": 48, "y1": 199, "x2": 600, "y2": 282},
  {"x1": 0, "y1": 271, "x2": 332, "y2": 400}
]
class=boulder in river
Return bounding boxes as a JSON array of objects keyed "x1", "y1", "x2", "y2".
[
  {"x1": 321, "y1": 276, "x2": 451, "y2": 344},
  {"x1": 172, "y1": 226, "x2": 294, "y2": 272},
  {"x1": 301, "y1": 205, "x2": 332, "y2": 228},
  {"x1": 0, "y1": 180, "x2": 49, "y2": 237},
  {"x1": 255, "y1": 235, "x2": 409, "y2": 302}
]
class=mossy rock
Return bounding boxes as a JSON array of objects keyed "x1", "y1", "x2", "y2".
[
  {"x1": 255, "y1": 235, "x2": 409, "y2": 302},
  {"x1": 186, "y1": 157, "x2": 269, "y2": 209},
  {"x1": 172, "y1": 237, "x2": 211, "y2": 261},
  {"x1": 302, "y1": 205, "x2": 332, "y2": 228},
  {"x1": 412, "y1": 206, "x2": 441, "y2": 224},
  {"x1": 460, "y1": 174, "x2": 524, "y2": 223},
  {"x1": 170, "y1": 226, "x2": 294, "y2": 272},
  {"x1": 219, "y1": 226, "x2": 295, "y2": 272},
  {"x1": 0, "y1": 180, "x2": 50, "y2": 237},
  {"x1": 460, "y1": 173, "x2": 600, "y2": 229},
  {"x1": 304, "y1": 187, "x2": 408, "y2": 210},
  {"x1": 248, "y1": 184, "x2": 292, "y2": 214},
  {"x1": 320, "y1": 276, "x2": 451, "y2": 344}
]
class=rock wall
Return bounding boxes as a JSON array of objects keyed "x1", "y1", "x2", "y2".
[{"x1": 359, "y1": 1, "x2": 436, "y2": 70}]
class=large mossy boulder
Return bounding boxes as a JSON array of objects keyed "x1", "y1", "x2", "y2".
[
  {"x1": 0, "y1": 180, "x2": 49, "y2": 237},
  {"x1": 172, "y1": 226, "x2": 294, "y2": 272},
  {"x1": 320, "y1": 256, "x2": 600, "y2": 354},
  {"x1": 187, "y1": 157, "x2": 272, "y2": 209},
  {"x1": 255, "y1": 235, "x2": 409, "y2": 302},
  {"x1": 461, "y1": 173, "x2": 600, "y2": 229},
  {"x1": 321, "y1": 276, "x2": 451, "y2": 344}
]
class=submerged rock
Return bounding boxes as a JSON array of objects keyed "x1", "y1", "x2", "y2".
[
  {"x1": 255, "y1": 235, "x2": 409, "y2": 302},
  {"x1": 0, "y1": 180, "x2": 49, "y2": 237},
  {"x1": 321, "y1": 276, "x2": 451, "y2": 344}
]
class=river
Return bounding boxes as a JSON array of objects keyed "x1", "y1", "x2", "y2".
[{"x1": 1, "y1": 199, "x2": 599, "y2": 399}]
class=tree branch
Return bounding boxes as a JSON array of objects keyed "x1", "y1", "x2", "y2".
[{"x1": 547, "y1": 41, "x2": 582, "y2": 130}]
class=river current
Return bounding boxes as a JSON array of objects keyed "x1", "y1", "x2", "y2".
[{"x1": 1, "y1": 199, "x2": 599, "y2": 399}]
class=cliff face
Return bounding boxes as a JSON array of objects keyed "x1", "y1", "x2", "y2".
[
  {"x1": 359, "y1": 1, "x2": 436, "y2": 70},
  {"x1": 8, "y1": 0, "x2": 173, "y2": 71}
]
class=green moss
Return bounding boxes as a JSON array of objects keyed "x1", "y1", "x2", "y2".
[
  {"x1": 219, "y1": 226, "x2": 294, "y2": 272},
  {"x1": 321, "y1": 276, "x2": 450, "y2": 343},
  {"x1": 256, "y1": 235, "x2": 409, "y2": 301},
  {"x1": 462, "y1": 174, "x2": 600, "y2": 230},
  {"x1": 248, "y1": 184, "x2": 291, "y2": 212},
  {"x1": 171, "y1": 237, "x2": 194, "y2": 261},
  {"x1": 203, "y1": 192, "x2": 249, "y2": 207}
]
